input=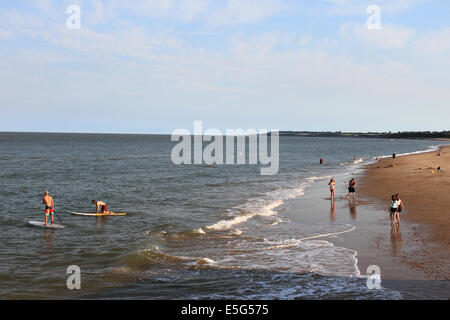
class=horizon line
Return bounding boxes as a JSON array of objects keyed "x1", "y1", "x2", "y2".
[{"x1": 1, "y1": 130, "x2": 448, "y2": 135}]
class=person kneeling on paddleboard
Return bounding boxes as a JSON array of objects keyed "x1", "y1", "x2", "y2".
[
  {"x1": 42, "y1": 191, "x2": 55, "y2": 225},
  {"x1": 92, "y1": 200, "x2": 111, "y2": 214}
]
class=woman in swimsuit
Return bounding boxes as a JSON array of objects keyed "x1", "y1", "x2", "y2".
[
  {"x1": 389, "y1": 194, "x2": 401, "y2": 226},
  {"x1": 389, "y1": 194, "x2": 397, "y2": 223},
  {"x1": 328, "y1": 178, "x2": 336, "y2": 200},
  {"x1": 395, "y1": 194, "x2": 404, "y2": 220}
]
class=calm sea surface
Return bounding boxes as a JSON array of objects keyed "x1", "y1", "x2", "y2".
[{"x1": 0, "y1": 133, "x2": 445, "y2": 299}]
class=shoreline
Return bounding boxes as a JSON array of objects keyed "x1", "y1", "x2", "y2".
[
  {"x1": 356, "y1": 145, "x2": 450, "y2": 295},
  {"x1": 276, "y1": 142, "x2": 450, "y2": 299}
]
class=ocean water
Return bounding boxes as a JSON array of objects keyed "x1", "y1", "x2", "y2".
[{"x1": 0, "y1": 133, "x2": 445, "y2": 299}]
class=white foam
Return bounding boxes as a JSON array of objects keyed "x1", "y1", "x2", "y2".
[
  {"x1": 204, "y1": 174, "x2": 335, "y2": 232},
  {"x1": 194, "y1": 228, "x2": 206, "y2": 234},
  {"x1": 371, "y1": 145, "x2": 441, "y2": 162},
  {"x1": 305, "y1": 175, "x2": 332, "y2": 183},
  {"x1": 205, "y1": 200, "x2": 283, "y2": 231},
  {"x1": 298, "y1": 224, "x2": 356, "y2": 241},
  {"x1": 231, "y1": 229, "x2": 242, "y2": 235},
  {"x1": 196, "y1": 258, "x2": 216, "y2": 265}
]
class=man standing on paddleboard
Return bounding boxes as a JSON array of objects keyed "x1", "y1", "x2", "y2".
[
  {"x1": 42, "y1": 191, "x2": 55, "y2": 225},
  {"x1": 92, "y1": 200, "x2": 111, "y2": 214}
]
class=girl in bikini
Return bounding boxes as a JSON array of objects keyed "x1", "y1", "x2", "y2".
[{"x1": 328, "y1": 178, "x2": 336, "y2": 200}]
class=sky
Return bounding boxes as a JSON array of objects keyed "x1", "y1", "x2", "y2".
[{"x1": 1, "y1": 0, "x2": 450, "y2": 134}]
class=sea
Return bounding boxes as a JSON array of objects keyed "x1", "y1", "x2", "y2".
[{"x1": 0, "y1": 133, "x2": 446, "y2": 299}]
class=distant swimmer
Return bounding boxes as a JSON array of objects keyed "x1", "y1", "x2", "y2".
[
  {"x1": 346, "y1": 178, "x2": 356, "y2": 200},
  {"x1": 320, "y1": 157, "x2": 326, "y2": 165},
  {"x1": 328, "y1": 178, "x2": 336, "y2": 200},
  {"x1": 42, "y1": 191, "x2": 55, "y2": 225},
  {"x1": 376, "y1": 156, "x2": 382, "y2": 166},
  {"x1": 92, "y1": 200, "x2": 111, "y2": 214}
]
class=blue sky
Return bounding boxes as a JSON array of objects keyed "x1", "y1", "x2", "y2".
[{"x1": 1, "y1": 0, "x2": 450, "y2": 133}]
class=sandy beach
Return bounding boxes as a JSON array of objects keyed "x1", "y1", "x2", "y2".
[{"x1": 359, "y1": 145, "x2": 450, "y2": 282}]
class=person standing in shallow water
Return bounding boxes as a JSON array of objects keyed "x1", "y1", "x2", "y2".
[
  {"x1": 389, "y1": 194, "x2": 402, "y2": 227},
  {"x1": 346, "y1": 178, "x2": 356, "y2": 200},
  {"x1": 389, "y1": 194, "x2": 398, "y2": 224},
  {"x1": 395, "y1": 194, "x2": 405, "y2": 217},
  {"x1": 328, "y1": 178, "x2": 336, "y2": 200}
]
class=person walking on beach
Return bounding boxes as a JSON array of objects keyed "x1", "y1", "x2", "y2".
[
  {"x1": 346, "y1": 178, "x2": 356, "y2": 200},
  {"x1": 389, "y1": 195, "x2": 401, "y2": 227},
  {"x1": 42, "y1": 191, "x2": 55, "y2": 225},
  {"x1": 395, "y1": 194, "x2": 405, "y2": 216},
  {"x1": 328, "y1": 178, "x2": 336, "y2": 200}
]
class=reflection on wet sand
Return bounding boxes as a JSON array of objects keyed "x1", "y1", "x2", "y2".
[
  {"x1": 348, "y1": 199, "x2": 357, "y2": 220},
  {"x1": 330, "y1": 200, "x2": 336, "y2": 222},
  {"x1": 390, "y1": 225, "x2": 402, "y2": 256}
]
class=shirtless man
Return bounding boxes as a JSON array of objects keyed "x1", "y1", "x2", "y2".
[
  {"x1": 92, "y1": 200, "x2": 111, "y2": 214},
  {"x1": 42, "y1": 191, "x2": 55, "y2": 225}
]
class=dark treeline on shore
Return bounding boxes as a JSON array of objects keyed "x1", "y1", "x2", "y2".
[{"x1": 279, "y1": 131, "x2": 450, "y2": 140}]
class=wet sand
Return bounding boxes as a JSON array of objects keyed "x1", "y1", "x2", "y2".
[
  {"x1": 359, "y1": 145, "x2": 450, "y2": 281},
  {"x1": 282, "y1": 147, "x2": 450, "y2": 299}
]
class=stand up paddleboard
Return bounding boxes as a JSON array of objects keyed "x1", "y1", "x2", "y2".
[
  {"x1": 28, "y1": 221, "x2": 66, "y2": 229},
  {"x1": 70, "y1": 212, "x2": 127, "y2": 216}
]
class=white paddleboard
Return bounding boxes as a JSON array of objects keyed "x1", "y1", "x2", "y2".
[
  {"x1": 70, "y1": 212, "x2": 127, "y2": 216},
  {"x1": 28, "y1": 221, "x2": 66, "y2": 229}
]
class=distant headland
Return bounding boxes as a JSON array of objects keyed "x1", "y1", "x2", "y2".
[{"x1": 278, "y1": 131, "x2": 450, "y2": 140}]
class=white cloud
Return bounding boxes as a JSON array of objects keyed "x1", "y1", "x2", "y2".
[
  {"x1": 208, "y1": 0, "x2": 284, "y2": 26},
  {"x1": 298, "y1": 34, "x2": 311, "y2": 46},
  {"x1": 340, "y1": 22, "x2": 414, "y2": 49},
  {"x1": 413, "y1": 27, "x2": 450, "y2": 54},
  {"x1": 324, "y1": 0, "x2": 427, "y2": 15},
  {"x1": 0, "y1": 9, "x2": 44, "y2": 29},
  {"x1": 0, "y1": 29, "x2": 13, "y2": 39}
]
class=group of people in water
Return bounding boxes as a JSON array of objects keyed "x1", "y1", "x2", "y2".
[
  {"x1": 327, "y1": 177, "x2": 357, "y2": 201},
  {"x1": 41, "y1": 190, "x2": 111, "y2": 225},
  {"x1": 328, "y1": 177, "x2": 404, "y2": 228}
]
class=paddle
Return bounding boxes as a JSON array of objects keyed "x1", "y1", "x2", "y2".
[{"x1": 53, "y1": 210, "x2": 63, "y2": 224}]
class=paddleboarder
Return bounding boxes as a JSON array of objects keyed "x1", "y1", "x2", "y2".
[
  {"x1": 92, "y1": 200, "x2": 111, "y2": 214},
  {"x1": 42, "y1": 191, "x2": 55, "y2": 225}
]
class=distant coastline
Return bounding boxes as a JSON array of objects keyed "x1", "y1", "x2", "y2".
[
  {"x1": 279, "y1": 131, "x2": 450, "y2": 141},
  {"x1": 1, "y1": 131, "x2": 450, "y2": 140}
]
